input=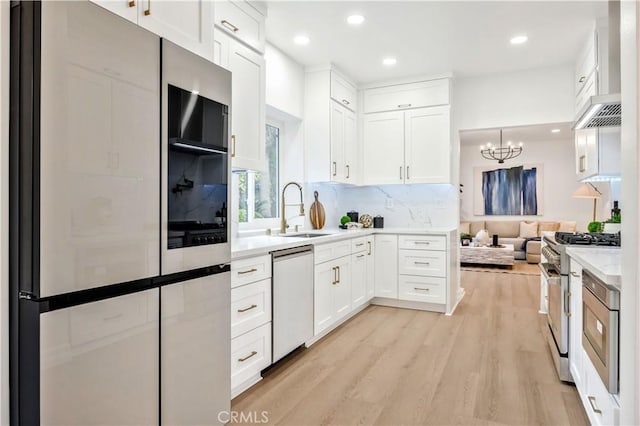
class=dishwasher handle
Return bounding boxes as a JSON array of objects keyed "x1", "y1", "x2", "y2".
[{"x1": 272, "y1": 245, "x2": 313, "y2": 260}]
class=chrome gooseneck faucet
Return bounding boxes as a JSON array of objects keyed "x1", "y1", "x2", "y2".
[{"x1": 280, "y1": 182, "x2": 304, "y2": 234}]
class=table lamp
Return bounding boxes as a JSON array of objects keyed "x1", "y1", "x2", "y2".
[{"x1": 572, "y1": 183, "x2": 602, "y2": 222}]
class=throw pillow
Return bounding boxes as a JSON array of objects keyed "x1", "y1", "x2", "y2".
[
  {"x1": 558, "y1": 221, "x2": 577, "y2": 232},
  {"x1": 538, "y1": 222, "x2": 560, "y2": 236},
  {"x1": 519, "y1": 221, "x2": 538, "y2": 238},
  {"x1": 459, "y1": 222, "x2": 470, "y2": 234}
]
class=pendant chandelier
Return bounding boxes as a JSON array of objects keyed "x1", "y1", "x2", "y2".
[{"x1": 479, "y1": 129, "x2": 523, "y2": 163}]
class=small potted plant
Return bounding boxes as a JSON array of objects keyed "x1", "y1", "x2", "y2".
[
  {"x1": 460, "y1": 232, "x2": 472, "y2": 246},
  {"x1": 587, "y1": 221, "x2": 603, "y2": 233},
  {"x1": 603, "y1": 213, "x2": 621, "y2": 233}
]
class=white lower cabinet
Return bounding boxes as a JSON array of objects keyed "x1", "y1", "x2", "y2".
[
  {"x1": 365, "y1": 237, "x2": 375, "y2": 300},
  {"x1": 398, "y1": 275, "x2": 446, "y2": 304},
  {"x1": 351, "y1": 252, "x2": 367, "y2": 309},
  {"x1": 230, "y1": 323, "x2": 271, "y2": 392},
  {"x1": 569, "y1": 261, "x2": 584, "y2": 388},
  {"x1": 314, "y1": 255, "x2": 352, "y2": 335},
  {"x1": 374, "y1": 235, "x2": 399, "y2": 298},
  {"x1": 582, "y1": 349, "x2": 620, "y2": 426},
  {"x1": 230, "y1": 255, "x2": 272, "y2": 397}
]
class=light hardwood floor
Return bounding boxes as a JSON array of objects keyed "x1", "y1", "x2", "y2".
[{"x1": 232, "y1": 271, "x2": 589, "y2": 425}]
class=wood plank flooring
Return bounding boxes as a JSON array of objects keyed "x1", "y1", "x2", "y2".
[{"x1": 232, "y1": 271, "x2": 589, "y2": 425}]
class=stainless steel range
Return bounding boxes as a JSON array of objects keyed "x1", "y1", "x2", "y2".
[{"x1": 540, "y1": 232, "x2": 620, "y2": 382}]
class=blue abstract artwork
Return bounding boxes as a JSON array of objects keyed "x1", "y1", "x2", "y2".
[{"x1": 480, "y1": 165, "x2": 538, "y2": 215}]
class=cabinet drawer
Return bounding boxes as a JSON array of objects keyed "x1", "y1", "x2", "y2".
[
  {"x1": 314, "y1": 240, "x2": 352, "y2": 264},
  {"x1": 330, "y1": 71, "x2": 357, "y2": 111},
  {"x1": 398, "y1": 235, "x2": 446, "y2": 251},
  {"x1": 363, "y1": 79, "x2": 450, "y2": 113},
  {"x1": 398, "y1": 275, "x2": 446, "y2": 304},
  {"x1": 583, "y1": 349, "x2": 619, "y2": 426},
  {"x1": 215, "y1": 0, "x2": 265, "y2": 53},
  {"x1": 351, "y1": 237, "x2": 368, "y2": 254},
  {"x1": 231, "y1": 278, "x2": 271, "y2": 338},
  {"x1": 231, "y1": 322, "x2": 271, "y2": 390},
  {"x1": 231, "y1": 255, "x2": 271, "y2": 288},
  {"x1": 399, "y1": 249, "x2": 446, "y2": 277}
]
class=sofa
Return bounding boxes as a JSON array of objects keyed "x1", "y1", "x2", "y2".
[{"x1": 459, "y1": 220, "x2": 577, "y2": 263}]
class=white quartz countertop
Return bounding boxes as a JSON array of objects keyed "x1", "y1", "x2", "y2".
[
  {"x1": 566, "y1": 247, "x2": 622, "y2": 288},
  {"x1": 231, "y1": 227, "x2": 456, "y2": 259}
]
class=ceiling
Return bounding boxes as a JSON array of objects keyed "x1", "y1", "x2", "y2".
[
  {"x1": 265, "y1": 1, "x2": 608, "y2": 85},
  {"x1": 459, "y1": 122, "x2": 574, "y2": 146}
]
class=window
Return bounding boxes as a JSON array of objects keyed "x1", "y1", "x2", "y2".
[{"x1": 236, "y1": 123, "x2": 280, "y2": 224}]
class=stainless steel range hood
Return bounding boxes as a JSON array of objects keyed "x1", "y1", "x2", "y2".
[{"x1": 573, "y1": 1, "x2": 621, "y2": 130}]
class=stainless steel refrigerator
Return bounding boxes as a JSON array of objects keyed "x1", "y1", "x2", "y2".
[{"x1": 9, "y1": 2, "x2": 231, "y2": 425}]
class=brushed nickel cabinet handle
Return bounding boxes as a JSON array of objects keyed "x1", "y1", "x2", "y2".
[
  {"x1": 333, "y1": 161, "x2": 337, "y2": 177},
  {"x1": 398, "y1": 103, "x2": 412, "y2": 108},
  {"x1": 579, "y1": 76, "x2": 586, "y2": 83},
  {"x1": 579, "y1": 155, "x2": 586, "y2": 173},
  {"x1": 355, "y1": 243, "x2": 364, "y2": 247},
  {"x1": 237, "y1": 304, "x2": 258, "y2": 313},
  {"x1": 332, "y1": 267, "x2": 337, "y2": 285},
  {"x1": 587, "y1": 396, "x2": 602, "y2": 414},
  {"x1": 231, "y1": 135, "x2": 236, "y2": 158},
  {"x1": 128, "y1": 0, "x2": 135, "y2": 7},
  {"x1": 341, "y1": 99, "x2": 350, "y2": 105},
  {"x1": 144, "y1": 0, "x2": 150, "y2": 15},
  {"x1": 238, "y1": 351, "x2": 257, "y2": 362},
  {"x1": 237, "y1": 268, "x2": 257, "y2": 275},
  {"x1": 400, "y1": 166, "x2": 403, "y2": 180},
  {"x1": 414, "y1": 287, "x2": 430, "y2": 291},
  {"x1": 221, "y1": 19, "x2": 239, "y2": 33},
  {"x1": 346, "y1": 164, "x2": 350, "y2": 179},
  {"x1": 406, "y1": 166, "x2": 410, "y2": 180},
  {"x1": 357, "y1": 254, "x2": 365, "y2": 258},
  {"x1": 415, "y1": 241, "x2": 431, "y2": 245},
  {"x1": 367, "y1": 241, "x2": 372, "y2": 255},
  {"x1": 414, "y1": 261, "x2": 430, "y2": 265},
  {"x1": 571, "y1": 272, "x2": 580, "y2": 277}
]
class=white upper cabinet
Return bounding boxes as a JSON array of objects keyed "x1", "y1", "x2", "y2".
[
  {"x1": 362, "y1": 111, "x2": 405, "y2": 185},
  {"x1": 363, "y1": 79, "x2": 450, "y2": 114},
  {"x1": 214, "y1": 0, "x2": 266, "y2": 53},
  {"x1": 575, "y1": 127, "x2": 621, "y2": 181},
  {"x1": 306, "y1": 68, "x2": 359, "y2": 183},
  {"x1": 330, "y1": 72, "x2": 357, "y2": 111},
  {"x1": 575, "y1": 30, "x2": 598, "y2": 105},
  {"x1": 90, "y1": 0, "x2": 215, "y2": 61},
  {"x1": 214, "y1": 30, "x2": 266, "y2": 172},
  {"x1": 404, "y1": 106, "x2": 451, "y2": 184}
]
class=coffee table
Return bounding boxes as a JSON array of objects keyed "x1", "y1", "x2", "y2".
[{"x1": 460, "y1": 244, "x2": 515, "y2": 266}]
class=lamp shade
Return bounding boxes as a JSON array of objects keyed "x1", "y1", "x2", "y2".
[{"x1": 572, "y1": 183, "x2": 602, "y2": 199}]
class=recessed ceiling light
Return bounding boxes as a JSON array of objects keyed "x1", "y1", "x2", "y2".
[
  {"x1": 510, "y1": 35, "x2": 528, "y2": 45},
  {"x1": 294, "y1": 35, "x2": 310, "y2": 45},
  {"x1": 347, "y1": 14, "x2": 365, "y2": 25},
  {"x1": 382, "y1": 57, "x2": 397, "y2": 66},
  {"x1": 551, "y1": 128, "x2": 561, "y2": 133}
]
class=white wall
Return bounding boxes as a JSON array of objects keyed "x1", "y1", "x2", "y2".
[
  {"x1": 619, "y1": 1, "x2": 638, "y2": 423},
  {"x1": 460, "y1": 139, "x2": 611, "y2": 232},
  {"x1": 453, "y1": 65, "x2": 575, "y2": 132},
  {"x1": 265, "y1": 43, "x2": 304, "y2": 119},
  {"x1": 1, "y1": 2, "x2": 8, "y2": 424}
]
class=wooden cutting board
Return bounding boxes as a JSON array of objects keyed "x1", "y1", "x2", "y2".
[{"x1": 309, "y1": 191, "x2": 326, "y2": 229}]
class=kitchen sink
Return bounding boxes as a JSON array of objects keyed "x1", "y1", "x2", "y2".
[{"x1": 279, "y1": 233, "x2": 332, "y2": 238}]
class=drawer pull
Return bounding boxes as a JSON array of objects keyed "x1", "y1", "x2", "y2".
[
  {"x1": 415, "y1": 241, "x2": 431, "y2": 245},
  {"x1": 398, "y1": 103, "x2": 412, "y2": 108},
  {"x1": 128, "y1": 0, "x2": 135, "y2": 7},
  {"x1": 579, "y1": 76, "x2": 586, "y2": 83},
  {"x1": 368, "y1": 241, "x2": 372, "y2": 255},
  {"x1": 237, "y1": 304, "x2": 258, "y2": 313},
  {"x1": 570, "y1": 272, "x2": 580, "y2": 277},
  {"x1": 414, "y1": 261, "x2": 430, "y2": 265},
  {"x1": 237, "y1": 268, "x2": 257, "y2": 275},
  {"x1": 332, "y1": 267, "x2": 337, "y2": 285},
  {"x1": 355, "y1": 243, "x2": 364, "y2": 247},
  {"x1": 357, "y1": 254, "x2": 365, "y2": 258},
  {"x1": 414, "y1": 287, "x2": 430, "y2": 291},
  {"x1": 587, "y1": 396, "x2": 602, "y2": 414},
  {"x1": 238, "y1": 351, "x2": 258, "y2": 362},
  {"x1": 221, "y1": 19, "x2": 239, "y2": 32},
  {"x1": 341, "y1": 99, "x2": 350, "y2": 105},
  {"x1": 333, "y1": 161, "x2": 337, "y2": 177}
]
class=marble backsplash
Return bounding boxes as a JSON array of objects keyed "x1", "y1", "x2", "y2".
[{"x1": 302, "y1": 183, "x2": 458, "y2": 230}]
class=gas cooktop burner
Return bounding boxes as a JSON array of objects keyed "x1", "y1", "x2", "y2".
[{"x1": 554, "y1": 231, "x2": 621, "y2": 246}]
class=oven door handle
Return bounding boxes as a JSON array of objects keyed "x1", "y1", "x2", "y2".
[{"x1": 539, "y1": 263, "x2": 561, "y2": 286}]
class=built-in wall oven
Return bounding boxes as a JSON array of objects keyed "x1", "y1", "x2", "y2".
[
  {"x1": 161, "y1": 40, "x2": 232, "y2": 275},
  {"x1": 582, "y1": 269, "x2": 620, "y2": 393}
]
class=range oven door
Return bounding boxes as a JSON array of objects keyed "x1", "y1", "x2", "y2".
[
  {"x1": 582, "y1": 286, "x2": 619, "y2": 393},
  {"x1": 541, "y1": 263, "x2": 568, "y2": 354}
]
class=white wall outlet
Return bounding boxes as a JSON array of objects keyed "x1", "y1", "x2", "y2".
[{"x1": 385, "y1": 197, "x2": 394, "y2": 209}]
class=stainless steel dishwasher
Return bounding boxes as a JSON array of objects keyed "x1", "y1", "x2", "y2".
[{"x1": 272, "y1": 245, "x2": 314, "y2": 363}]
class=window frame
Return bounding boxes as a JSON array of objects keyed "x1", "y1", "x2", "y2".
[{"x1": 237, "y1": 117, "x2": 283, "y2": 231}]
